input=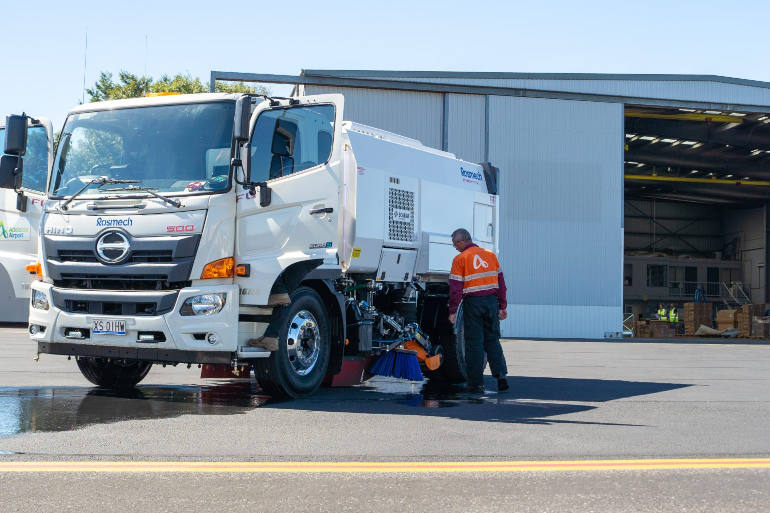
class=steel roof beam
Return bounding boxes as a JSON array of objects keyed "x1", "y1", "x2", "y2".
[
  {"x1": 210, "y1": 71, "x2": 770, "y2": 113},
  {"x1": 625, "y1": 148, "x2": 770, "y2": 177},
  {"x1": 626, "y1": 118, "x2": 770, "y2": 151}
]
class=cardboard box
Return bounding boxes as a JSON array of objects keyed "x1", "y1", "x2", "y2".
[
  {"x1": 736, "y1": 304, "x2": 766, "y2": 337},
  {"x1": 716, "y1": 309, "x2": 736, "y2": 329},
  {"x1": 648, "y1": 320, "x2": 675, "y2": 338},
  {"x1": 683, "y1": 302, "x2": 712, "y2": 335}
]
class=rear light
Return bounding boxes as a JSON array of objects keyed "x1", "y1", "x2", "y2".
[{"x1": 201, "y1": 257, "x2": 234, "y2": 279}]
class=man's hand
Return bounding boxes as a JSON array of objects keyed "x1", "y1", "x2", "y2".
[
  {"x1": 498, "y1": 309, "x2": 507, "y2": 320},
  {"x1": 449, "y1": 313, "x2": 456, "y2": 324}
]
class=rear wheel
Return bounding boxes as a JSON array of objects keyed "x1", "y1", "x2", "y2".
[
  {"x1": 76, "y1": 358, "x2": 152, "y2": 390},
  {"x1": 253, "y1": 287, "x2": 331, "y2": 399}
]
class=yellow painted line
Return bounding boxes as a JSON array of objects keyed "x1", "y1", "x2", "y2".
[
  {"x1": 0, "y1": 459, "x2": 769, "y2": 473},
  {"x1": 625, "y1": 174, "x2": 770, "y2": 187}
]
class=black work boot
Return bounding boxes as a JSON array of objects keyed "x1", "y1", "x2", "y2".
[{"x1": 497, "y1": 378, "x2": 509, "y2": 392}]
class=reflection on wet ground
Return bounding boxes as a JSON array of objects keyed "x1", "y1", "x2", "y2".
[{"x1": 0, "y1": 375, "x2": 689, "y2": 439}]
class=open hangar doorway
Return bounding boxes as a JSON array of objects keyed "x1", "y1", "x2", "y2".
[{"x1": 623, "y1": 105, "x2": 770, "y2": 323}]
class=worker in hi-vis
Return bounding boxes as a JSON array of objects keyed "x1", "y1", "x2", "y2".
[{"x1": 447, "y1": 228, "x2": 509, "y2": 394}]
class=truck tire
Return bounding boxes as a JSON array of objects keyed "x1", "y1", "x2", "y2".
[
  {"x1": 253, "y1": 287, "x2": 331, "y2": 399},
  {"x1": 76, "y1": 358, "x2": 152, "y2": 390}
]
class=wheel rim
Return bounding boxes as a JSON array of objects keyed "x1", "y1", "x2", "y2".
[{"x1": 286, "y1": 309, "x2": 321, "y2": 376}]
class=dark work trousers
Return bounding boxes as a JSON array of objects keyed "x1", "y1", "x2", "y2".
[{"x1": 462, "y1": 294, "x2": 508, "y2": 387}]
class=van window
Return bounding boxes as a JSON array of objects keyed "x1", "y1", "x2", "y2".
[
  {"x1": 250, "y1": 104, "x2": 335, "y2": 183},
  {"x1": 0, "y1": 125, "x2": 48, "y2": 192}
]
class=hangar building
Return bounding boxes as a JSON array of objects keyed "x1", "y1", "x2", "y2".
[{"x1": 216, "y1": 70, "x2": 770, "y2": 339}]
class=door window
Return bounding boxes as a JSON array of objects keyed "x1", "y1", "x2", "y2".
[{"x1": 249, "y1": 104, "x2": 335, "y2": 183}]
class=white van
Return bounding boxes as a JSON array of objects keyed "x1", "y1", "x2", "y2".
[{"x1": 0, "y1": 116, "x2": 53, "y2": 322}]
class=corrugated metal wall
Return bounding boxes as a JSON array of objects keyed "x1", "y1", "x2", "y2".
[
  {"x1": 489, "y1": 97, "x2": 624, "y2": 338},
  {"x1": 445, "y1": 94, "x2": 485, "y2": 162},
  {"x1": 305, "y1": 84, "x2": 625, "y2": 338},
  {"x1": 305, "y1": 85, "x2": 443, "y2": 150}
]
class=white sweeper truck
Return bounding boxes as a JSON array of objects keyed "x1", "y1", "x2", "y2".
[{"x1": 0, "y1": 91, "x2": 499, "y2": 398}]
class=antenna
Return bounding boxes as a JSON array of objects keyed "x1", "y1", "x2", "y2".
[{"x1": 81, "y1": 30, "x2": 88, "y2": 104}]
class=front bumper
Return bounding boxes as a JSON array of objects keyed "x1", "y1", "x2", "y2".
[{"x1": 29, "y1": 282, "x2": 246, "y2": 364}]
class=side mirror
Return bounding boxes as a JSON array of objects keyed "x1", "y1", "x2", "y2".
[
  {"x1": 233, "y1": 96, "x2": 251, "y2": 142},
  {"x1": 4, "y1": 115, "x2": 28, "y2": 156},
  {"x1": 0, "y1": 155, "x2": 23, "y2": 190}
]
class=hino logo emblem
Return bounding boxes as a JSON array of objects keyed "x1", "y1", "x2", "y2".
[{"x1": 96, "y1": 230, "x2": 130, "y2": 264}]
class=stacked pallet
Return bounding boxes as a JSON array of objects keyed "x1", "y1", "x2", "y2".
[
  {"x1": 683, "y1": 303, "x2": 712, "y2": 335},
  {"x1": 751, "y1": 316, "x2": 770, "y2": 338},
  {"x1": 716, "y1": 309, "x2": 737, "y2": 331},
  {"x1": 736, "y1": 304, "x2": 766, "y2": 337}
]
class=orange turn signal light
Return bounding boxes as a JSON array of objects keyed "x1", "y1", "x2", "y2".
[
  {"x1": 201, "y1": 257, "x2": 234, "y2": 279},
  {"x1": 25, "y1": 262, "x2": 42, "y2": 277},
  {"x1": 234, "y1": 264, "x2": 250, "y2": 277}
]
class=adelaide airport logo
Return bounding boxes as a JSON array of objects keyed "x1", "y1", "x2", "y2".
[{"x1": 0, "y1": 220, "x2": 31, "y2": 241}]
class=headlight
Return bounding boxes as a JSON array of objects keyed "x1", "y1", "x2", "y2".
[
  {"x1": 180, "y1": 293, "x2": 226, "y2": 316},
  {"x1": 32, "y1": 290, "x2": 49, "y2": 311}
]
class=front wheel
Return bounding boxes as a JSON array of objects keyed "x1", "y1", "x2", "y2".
[
  {"x1": 253, "y1": 287, "x2": 331, "y2": 399},
  {"x1": 76, "y1": 358, "x2": 152, "y2": 390}
]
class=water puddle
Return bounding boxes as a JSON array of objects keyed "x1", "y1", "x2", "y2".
[
  {"x1": 0, "y1": 374, "x2": 684, "y2": 437},
  {"x1": 0, "y1": 381, "x2": 269, "y2": 439}
]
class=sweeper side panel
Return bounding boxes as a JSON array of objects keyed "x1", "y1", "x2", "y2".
[{"x1": 342, "y1": 122, "x2": 498, "y2": 280}]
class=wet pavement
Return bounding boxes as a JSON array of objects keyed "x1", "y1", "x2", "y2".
[
  {"x1": 1, "y1": 328, "x2": 769, "y2": 512},
  {"x1": 0, "y1": 373, "x2": 689, "y2": 440}
]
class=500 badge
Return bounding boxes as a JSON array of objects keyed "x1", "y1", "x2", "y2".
[{"x1": 166, "y1": 225, "x2": 195, "y2": 233}]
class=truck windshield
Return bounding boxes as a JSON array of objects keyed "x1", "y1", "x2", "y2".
[{"x1": 49, "y1": 102, "x2": 235, "y2": 198}]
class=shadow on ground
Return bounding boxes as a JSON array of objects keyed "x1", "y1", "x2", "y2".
[{"x1": 0, "y1": 374, "x2": 690, "y2": 438}]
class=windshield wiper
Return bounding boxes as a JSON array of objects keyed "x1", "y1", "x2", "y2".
[
  {"x1": 60, "y1": 177, "x2": 140, "y2": 211},
  {"x1": 100, "y1": 185, "x2": 183, "y2": 208}
]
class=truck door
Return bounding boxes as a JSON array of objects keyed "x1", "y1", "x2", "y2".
[
  {"x1": 0, "y1": 118, "x2": 52, "y2": 321},
  {"x1": 235, "y1": 95, "x2": 344, "y2": 306}
]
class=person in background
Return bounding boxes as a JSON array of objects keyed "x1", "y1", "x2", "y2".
[
  {"x1": 447, "y1": 228, "x2": 509, "y2": 394},
  {"x1": 668, "y1": 304, "x2": 678, "y2": 324}
]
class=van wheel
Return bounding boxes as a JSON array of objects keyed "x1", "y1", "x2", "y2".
[
  {"x1": 253, "y1": 287, "x2": 330, "y2": 399},
  {"x1": 76, "y1": 358, "x2": 152, "y2": 390}
]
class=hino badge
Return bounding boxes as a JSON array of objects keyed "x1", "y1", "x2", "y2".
[{"x1": 0, "y1": 93, "x2": 499, "y2": 398}]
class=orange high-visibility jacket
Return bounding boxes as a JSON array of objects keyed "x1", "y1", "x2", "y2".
[{"x1": 448, "y1": 244, "x2": 507, "y2": 314}]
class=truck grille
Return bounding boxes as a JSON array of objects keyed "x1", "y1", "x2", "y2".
[
  {"x1": 51, "y1": 288, "x2": 179, "y2": 316},
  {"x1": 57, "y1": 274, "x2": 191, "y2": 291},
  {"x1": 58, "y1": 249, "x2": 173, "y2": 263},
  {"x1": 45, "y1": 234, "x2": 200, "y2": 291}
]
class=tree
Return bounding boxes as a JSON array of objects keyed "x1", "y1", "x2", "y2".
[{"x1": 86, "y1": 71, "x2": 269, "y2": 101}]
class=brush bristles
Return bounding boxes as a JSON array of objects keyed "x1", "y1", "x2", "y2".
[{"x1": 370, "y1": 350, "x2": 424, "y2": 382}]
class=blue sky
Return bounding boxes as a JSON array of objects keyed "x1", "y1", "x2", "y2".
[{"x1": 3, "y1": 0, "x2": 769, "y2": 129}]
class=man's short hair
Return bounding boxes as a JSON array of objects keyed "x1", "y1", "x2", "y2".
[{"x1": 451, "y1": 228, "x2": 472, "y2": 242}]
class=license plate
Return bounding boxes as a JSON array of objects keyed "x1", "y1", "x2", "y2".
[{"x1": 92, "y1": 318, "x2": 126, "y2": 336}]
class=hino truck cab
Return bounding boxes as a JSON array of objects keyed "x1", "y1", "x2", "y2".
[
  {"x1": 1, "y1": 93, "x2": 499, "y2": 398},
  {"x1": 0, "y1": 115, "x2": 52, "y2": 322}
]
